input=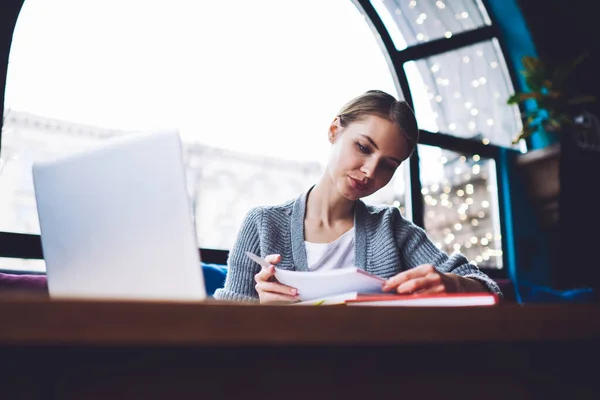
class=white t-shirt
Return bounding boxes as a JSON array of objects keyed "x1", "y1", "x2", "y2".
[{"x1": 304, "y1": 227, "x2": 355, "y2": 271}]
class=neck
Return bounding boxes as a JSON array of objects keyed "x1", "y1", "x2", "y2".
[{"x1": 305, "y1": 175, "x2": 355, "y2": 227}]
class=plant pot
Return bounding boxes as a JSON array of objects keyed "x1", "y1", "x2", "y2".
[
  {"x1": 515, "y1": 112, "x2": 600, "y2": 293},
  {"x1": 515, "y1": 143, "x2": 561, "y2": 230}
]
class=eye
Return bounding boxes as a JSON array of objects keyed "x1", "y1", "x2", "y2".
[{"x1": 356, "y1": 142, "x2": 370, "y2": 154}]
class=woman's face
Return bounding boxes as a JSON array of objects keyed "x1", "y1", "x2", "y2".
[{"x1": 327, "y1": 114, "x2": 408, "y2": 201}]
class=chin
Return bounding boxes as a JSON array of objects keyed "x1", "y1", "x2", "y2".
[
  {"x1": 342, "y1": 191, "x2": 360, "y2": 201},
  {"x1": 338, "y1": 182, "x2": 363, "y2": 201}
]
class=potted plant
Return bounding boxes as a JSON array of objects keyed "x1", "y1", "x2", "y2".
[
  {"x1": 507, "y1": 53, "x2": 597, "y2": 229},
  {"x1": 508, "y1": 52, "x2": 596, "y2": 145},
  {"x1": 507, "y1": 53, "x2": 599, "y2": 289}
]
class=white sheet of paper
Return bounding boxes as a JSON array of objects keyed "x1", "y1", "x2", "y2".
[
  {"x1": 274, "y1": 267, "x2": 385, "y2": 301},
  {"x1": 293, "y1": 291, "x2": 360, "y2": 305}
]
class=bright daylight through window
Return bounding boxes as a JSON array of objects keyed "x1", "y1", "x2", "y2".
[
  {"x1": 1, "y1": 0, "x2": 514, "y2": 272},
  {"x1": 0, "y1": 0, "x2": 405, "y2": 271}
]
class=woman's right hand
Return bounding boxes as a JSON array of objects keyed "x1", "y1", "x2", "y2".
[{"x1": 254, "y1": 254, "x2": 299, "y2": 304}]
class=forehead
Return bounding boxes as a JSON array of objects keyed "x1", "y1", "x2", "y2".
[{"x1": 350, "y1": 114, "x2": 395, "y2": 131}]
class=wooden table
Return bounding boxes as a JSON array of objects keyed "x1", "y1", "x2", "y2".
[{"x1": 1, "y1": 295, "x2": 599, "y2": 399}]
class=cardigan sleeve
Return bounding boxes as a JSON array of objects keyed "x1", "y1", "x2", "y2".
[
  {"x1": 213, "y1": 207, "x2": 263, "y2": 302},
  {"x1": 393, "y1": 210, "x2": 502, "y2": 297}
]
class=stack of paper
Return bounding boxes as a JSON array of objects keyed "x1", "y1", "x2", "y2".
[
  {"x1": 273, "y1": 267, "x2": 499, "y2": 307},
  {"x1": 274, "y1": 267, "x2": 385, "y2": 302}
]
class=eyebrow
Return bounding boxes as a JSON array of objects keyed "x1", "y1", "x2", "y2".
[{"x1": 359, "y1": 134, "x2": 402, "y2": 165}]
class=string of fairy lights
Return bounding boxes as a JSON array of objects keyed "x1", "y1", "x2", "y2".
[
  {"x1": 382, "y1": 0, "x2": 508, "y2": 268},
  {"x1": 425, "y1": 154, "x2": 502, "y2": 267},
  {"x1": 393, "y1": 153, "x2": 503, "y2": 268},
  {"x1": 383, "y1": 0, "x2": 509, "y2": 145}
]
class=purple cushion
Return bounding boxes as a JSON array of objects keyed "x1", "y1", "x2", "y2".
[{"x1": 0, "y1": 272, "x2": 48, "y2": 293}]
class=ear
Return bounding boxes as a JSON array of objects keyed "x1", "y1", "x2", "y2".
[{"x1": 328, "y1": 117, "x2": 342, "y2": 143}]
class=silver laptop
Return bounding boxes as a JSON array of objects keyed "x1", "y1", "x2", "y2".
[{"x1": 32, "y1": 130, "x2": 207, "y2": 301}]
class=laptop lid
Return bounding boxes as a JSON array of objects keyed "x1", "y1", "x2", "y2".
[{"x1": 32, "y1": 130, "x2": 206, "y2": 301}]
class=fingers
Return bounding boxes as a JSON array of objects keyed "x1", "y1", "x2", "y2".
[
  {"x1": 255, "y1": 279, "x2": 299, "y2": 304},
  {"x1": 382, "y1": 264, "x2": 436, "y2": 292},
  {"x1": 255, "y1": 281, "x2": 298, "y2": 297},
  {"x1": 395, "y1": 271, "x2": 444, "y2": 294},
  {"x1": 264, "y1": 254, "x2": 281, "y2": 264},
  {"x1": 252, "y1": 254, "x2": 299, "y2": 304},
  {"x1": 415, "y1": 285, "x2": 446, "y2": 295},
  {"x1": 394, "y1": 276, "x2": 430, "y2": 294},
  {"x1": 253, "y1": 255, "x2": 281, "y2": 282},
  {"x1": 254, "y1": 254, "x2": 281, "y2": 283},
  {"x1": 260, "y1": 292, "x2": 300, "y2": 304},
  {"x1": 254, "y1": 264, "x2": 276, "y2": 283}
]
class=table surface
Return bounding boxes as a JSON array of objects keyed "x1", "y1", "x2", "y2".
[{"x1": 1, "y1": 294, "x2": 599, "y2": 346}]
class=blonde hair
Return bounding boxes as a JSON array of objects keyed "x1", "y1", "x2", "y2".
[{"x1": 337, "y1": 90, "x2": 419, "y2": 160}]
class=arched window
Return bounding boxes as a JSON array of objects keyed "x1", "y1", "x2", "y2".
[
  {"x1": 0, "y1": 0, "x2": 526, "y2": 274},
  {"x1": 355, "y1": 0, "x2": 523, "y2": 271},
  {"x1": 0, "y1": 0, "x2": 406, "y2": 271}
]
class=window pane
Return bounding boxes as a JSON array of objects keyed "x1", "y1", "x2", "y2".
[
  {"x1": 0, "y1": 258, "x2": 46, "y2": 273},
  {"x1": 371, "y1": 0, "x2": 490, "y2": 50},
  {"x1": 405, "y1": 39, "x2": 521, "y2": 148},
  {"x1": 1, "y1": 0, "x2": 401, "y2": 258},
  {"x1": 419, "y1": 145, "x2": 503, "y2": 269}
]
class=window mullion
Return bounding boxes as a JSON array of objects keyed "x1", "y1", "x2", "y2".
[
  {"x1": 394, "y1": 25, "x2": 496, "y2": 63},
  {"x1": 408, "y1": 148, "x2": 425, "y2": 229},
  {"x1": 418, "y1": 130, "x2": 501, "y2": 159}
]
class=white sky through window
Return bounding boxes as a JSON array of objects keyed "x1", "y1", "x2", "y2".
[
  {"x1": 5, "y1": 0, "x2": 405, "y2": 165},
  {"x1": 1, "y1": 0, "x2": 508, "y2": 270}
]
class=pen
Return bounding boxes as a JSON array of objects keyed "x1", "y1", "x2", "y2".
[{"x1": 245, "y1": 252, "x2": 272, "y2": 269}]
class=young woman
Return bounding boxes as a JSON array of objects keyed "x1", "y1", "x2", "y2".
[{"x1": 214, "y1": 90, "x2": 501, "y2": 303}]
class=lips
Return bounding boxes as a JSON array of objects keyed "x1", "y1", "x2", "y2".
[{"x1": 349, "y1": 176, "x2": 369, "y2": 191}]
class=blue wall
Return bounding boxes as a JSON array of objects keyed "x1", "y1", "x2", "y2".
[
  {"x1": 486, "y1": 0, "x2": 555, "y2": 301},
  {"x1": 484, "y1": 0, "x2": 556, "y2": 150}
]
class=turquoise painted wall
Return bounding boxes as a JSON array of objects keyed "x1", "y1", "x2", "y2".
[{"x1": 485, "y1": 0, "x2": 555, "y2": 301}]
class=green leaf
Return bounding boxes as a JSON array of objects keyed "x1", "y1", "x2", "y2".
[
  {"x1": 521, "y1": 56, "x2": 547, "y2": 85},
  {"x1": 506, "y1": 94, "x2": 520, "y2": 104},
  {"x1": 507, "y1": 92, "x2": 540, "y2": 104},
  {"x1": 512, "y1": 125, "x2": 537, "y2": 144},
  {"x1": 547, "y1": 118, "x2": 562, "y2": 130},
  {"x1": 522, "y1": 56, "x2": 543, "y2": 74},
  {"x1": 525, "y1": 75, "x2": 543, "y2": 92}
]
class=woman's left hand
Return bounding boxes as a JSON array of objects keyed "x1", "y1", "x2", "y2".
[{"x1": 381, "y1": 264, "x2": 486, "y2": 294}]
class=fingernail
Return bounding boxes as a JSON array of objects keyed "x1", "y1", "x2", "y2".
[{"x1": 291, "y1": 289, "x2": 297, "y2": 295}]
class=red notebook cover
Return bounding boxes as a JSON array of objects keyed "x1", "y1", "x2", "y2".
[{"x1": 345, "y1": 292, "x2": 500, "y2": 307}]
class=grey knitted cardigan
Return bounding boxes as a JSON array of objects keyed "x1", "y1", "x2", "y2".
[{"x1": 214, "y1": 188, "x2": 502, "y2": 302}]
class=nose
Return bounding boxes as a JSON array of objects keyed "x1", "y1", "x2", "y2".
[{"x1": 360, "y1": 158, "x2": 378, "y2": 180}]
